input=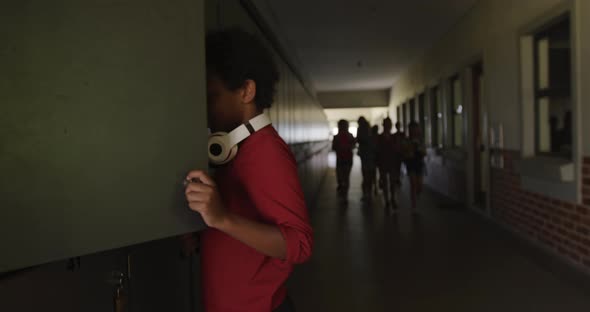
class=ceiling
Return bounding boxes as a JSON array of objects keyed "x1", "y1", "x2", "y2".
[{"x1": 261, "y1": 0, "x2": 480, "y2": 92}]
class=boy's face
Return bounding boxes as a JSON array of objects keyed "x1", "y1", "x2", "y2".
[
  {"x1": 206, "y1": 76, "x2": 245, "y2": 133},
  {"x1": 338, "y1": 123, "x2": 348, "y2": 132}
]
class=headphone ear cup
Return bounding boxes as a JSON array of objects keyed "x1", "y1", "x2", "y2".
[
  {"x1": 208, "y1": 132, "x2": 229, "y2": 165},
  {"x1": 208, "y1": 132, "x2": 241, "y2": 165},
  {"x1": 223, "y1": 144, "x2": 238, "y2": 164}
]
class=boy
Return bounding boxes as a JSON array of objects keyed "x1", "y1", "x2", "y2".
[
  {"x1": 332, "y1": 119, "x2": 356, "y2": 199},
  {"x1": 184, "y1": 29, "x2": 313, "y2": 312},
  {"x1": 356, "y1": 116, "x2": 372, "y2": 201},
  {"x1": 404, "y1": 121, "x2": 426, "y2": 214},
  {"x1": 376, "y1": 118, "x2": 404, "y2": 210}
]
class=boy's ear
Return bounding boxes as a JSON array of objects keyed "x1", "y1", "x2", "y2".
[{"x1": 240, "y1": 79, "x2": 256, "y2": 104}]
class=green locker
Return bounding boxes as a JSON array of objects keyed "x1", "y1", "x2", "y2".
[{"x1": 0, "y1": 0, "x2": 208, "y2": 273}]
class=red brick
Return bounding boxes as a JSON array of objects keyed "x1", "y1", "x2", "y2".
[
  {"x1": 558, "y1": 211, "x2": 570, "y2": 219},
  {"x1": 584, "y1": 197, "x2": 590, "y2": 207},
  {"x1": 584, "y1": 260, "x2": 590, "y2": 269},
  {"x1": 583, "y1": 166, "x2": 590, "y2": 176},
  {"x1": 563, "y1": 202, "x2": 575, "y2": 211},
  {"x1": 578, "y1": 206, "x2": 589, "y2": 216},
  {"x1": 559, "y1": 207, "x2": 571, "y2": 216},
  {"x1": 573, "y1": 234, "x2": 583, "y2": 243},
  {"x1": 580, "y1": 226, "x2": 590, "y2": 236},
  {"x1": 563, "y1": 238, "x2": 575, "y2": 248},
  {"x1": 584, "y1": 157, "x2": 590, "y2": 165},
  {"x1": 584, "y1": 178, "x2": 590, "y2": 186},
  {"x1": 570, "y1": 214, "x2": 581, "y2": 222},
  {"x1": 569, "y1": 252, "x2": 581, "y2": 262}
]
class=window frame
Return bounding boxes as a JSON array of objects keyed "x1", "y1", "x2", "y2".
[{"x1": 532, "y1": 14, "x2": 572, "y2": 158}]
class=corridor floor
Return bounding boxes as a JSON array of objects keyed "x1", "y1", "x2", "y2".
[{"x1": 288, "y1": 155, "x2": 590, "y2": 311}]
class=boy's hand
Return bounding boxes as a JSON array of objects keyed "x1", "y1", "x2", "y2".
[{"x1": 185, "y1": 170, "x2": 228, "y2": 228}]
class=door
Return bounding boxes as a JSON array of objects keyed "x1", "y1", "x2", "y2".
[
  {"x1": 1, "y1": 0, "x2": 208, "y2": 273},
  {"x1": 472, "y1": 62, "x2": 487, "y2": 209}
]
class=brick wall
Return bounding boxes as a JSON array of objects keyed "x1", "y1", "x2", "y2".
[{"x1": 491, "y1": 151, "x2": 590, "y2": 269}]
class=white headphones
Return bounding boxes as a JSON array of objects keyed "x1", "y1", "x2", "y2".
[{"x1": 208, "y1": 114, "x2": 272, "y2": 165}]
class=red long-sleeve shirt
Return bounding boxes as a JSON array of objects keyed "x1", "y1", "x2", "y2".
[{"x1": 201, "y1": 126, "x2": 313, "y2": 312}]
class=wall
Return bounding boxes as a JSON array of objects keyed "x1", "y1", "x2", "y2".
[
  {"x1": 388, "y1": 0, "x2": 590, "y2": 273},
  {"x1": 318, "y1": 89, "x2": 391, "y2": 108},
  {"x1": 389, "y1": 0, "x2": 578, "y2": 149},
  {"x1": 492, "y1": 152, "x2": 590, "y2": 270}
]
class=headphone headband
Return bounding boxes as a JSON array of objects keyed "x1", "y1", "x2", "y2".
[
  {"x1": 208, "y1": 114, "x2": 272, "y2": 165},
  {"x1": 226, "y1": 114, "x2": 272, "y2": 147},
  {"x1": 248, "y1": 113, "x2": 272, "y2": 132}
]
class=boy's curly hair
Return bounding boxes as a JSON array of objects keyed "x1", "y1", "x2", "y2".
[{"x1": 206, "y1": 28, "x2": 280, "y2": 110}]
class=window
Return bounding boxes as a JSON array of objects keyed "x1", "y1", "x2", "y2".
[
  {"x1": 430, "y1": 86, "x2": 443, "y2": 148},
  {"x1": 396, "y1": 106, "x2": 402, "y2": 127},
  {"x1": 534, "y1": 15, "x2": 571, "y2": 158},
  {"x1": 450, "y1": 75, "x2": 463, "y2": 147}
]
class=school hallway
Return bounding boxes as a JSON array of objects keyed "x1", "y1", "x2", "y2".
[
  {"x1": 288, "y1": 154, "x2": 590, "y2": 311},
  {"x1": 4, "y1": 1, "x2": 590, "y2": 311}
]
